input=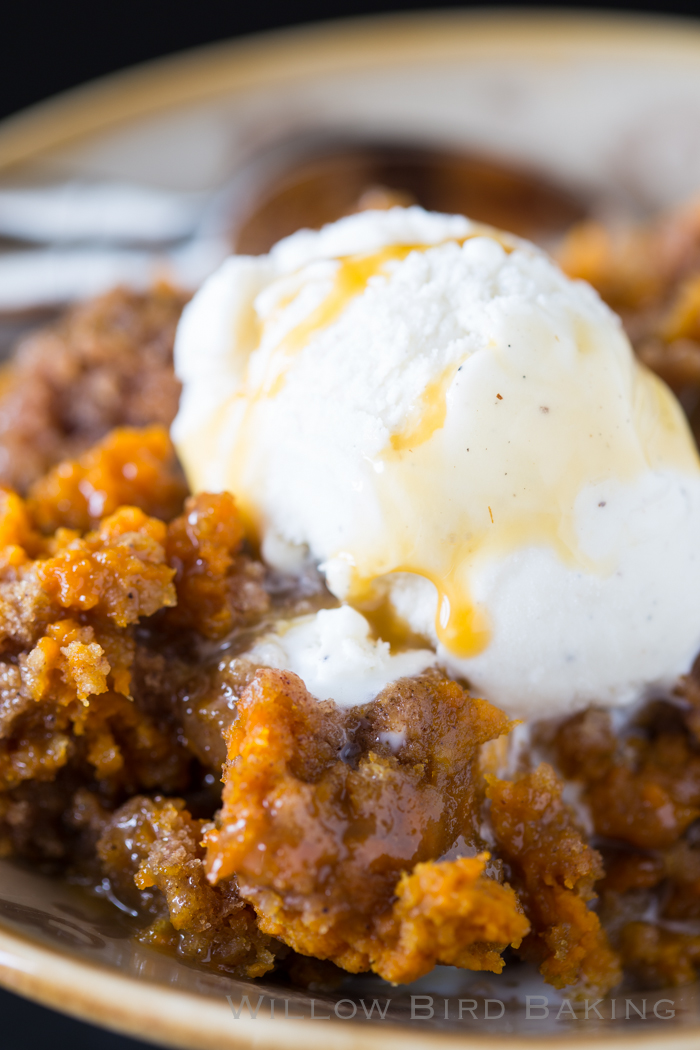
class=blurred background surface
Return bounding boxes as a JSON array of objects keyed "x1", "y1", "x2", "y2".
[
  {"x1": 2, "y1": 0, "x2": 700, "y2": 124},
  {"x1": 2, "y1": 0, "x2": 700, "y2": 1046}
]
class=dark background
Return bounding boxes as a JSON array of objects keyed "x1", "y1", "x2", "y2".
[
  {"x1": 1, "y1": 0, "x2": 700, "y2": 1047},
  {"x1": 3, "y1": 0, "x2": 700, "y2": 124}
]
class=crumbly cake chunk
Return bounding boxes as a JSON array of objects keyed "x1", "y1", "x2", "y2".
[
  {"x1": 98, "y1": 794, "x2": 284, "y2": 977},
  {"x1": 488, "y1": 764, "x2": 621, "y2": 992},
  {"x1": 0, "y1": 285, "x2": 186, "y2": 493},
  {"x1": 205, "y1": 666, "x2": 529, "y2": 983},
  {"x1": 162, "y1": 491, "x2": 268, "y2": 639},
  {"x1": 0, "y1": 432, "x2": 266, "y2": 855},
  {"x1": 28, "y1": 425, "x2": 187, "y2": 533},
  {"x1": 551, "y1": 688, "x2": 700, "y2": 987}
]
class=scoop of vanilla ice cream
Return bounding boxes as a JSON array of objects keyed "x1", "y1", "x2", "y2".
[{"x1": 172, "y1": 206, "x2": 700, "y2": 719}]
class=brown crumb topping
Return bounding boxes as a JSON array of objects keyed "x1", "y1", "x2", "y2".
[{"x1": 0, "y1": 284, "x2": 186, "y2": 494}]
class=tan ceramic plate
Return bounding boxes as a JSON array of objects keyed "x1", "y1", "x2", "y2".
[{"x1": 4, "y1": 9, "x2": 700, "y2": 1048}]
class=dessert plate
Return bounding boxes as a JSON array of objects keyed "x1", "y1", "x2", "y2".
[{"x1": 2, "y1": 9, "x2": 700, "y2": 1048}]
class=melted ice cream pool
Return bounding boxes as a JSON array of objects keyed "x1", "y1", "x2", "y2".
[
  {"x1": 173, "y1": 207, "x2": 700, "y2": 719},
  {"x1": 247, "y1": 605, "x2": 435, "y2": 708}
]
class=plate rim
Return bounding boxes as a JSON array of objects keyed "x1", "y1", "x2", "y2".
[
  {"x1": 1, "y1": 8, "x2": 700, "y2": 173},
  {"x1": 3, "y1": 8, "x2": 700, "y2": 1047},
  {"x1": 0, "y1": 919, "x2": 695, "y2": 1050}
]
